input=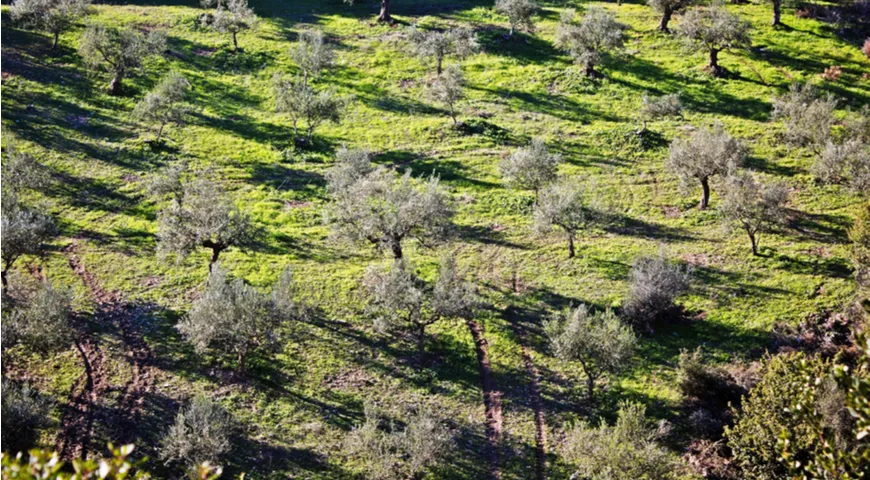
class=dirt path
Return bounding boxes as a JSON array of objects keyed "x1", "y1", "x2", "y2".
[
  {"x1": 58, "y1": 243, "x2": 156, "y2": 451},
  {"x1": 57, "y1": 337, "x2": 108, "y2": 460},
  {"x1": 466, "y1": 319, "x2": 503, "y2": 480}
]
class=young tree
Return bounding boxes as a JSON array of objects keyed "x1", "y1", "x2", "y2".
[
  {"x1": 3, "y1": 279, "x2": 72, "y2": 353},
  {"x1": 177, "y1": 265, "x2": 289, "y2": 373},
  {"x1": 499, "y1": 137, "x2": 562, "y2": 201},
  {"x1": 156, "y1": 173, "x2": 263, "y2": 271},
  {"x1": 1, "y1": 379, "x2": 49, "y2": 456},
  {"x1": 1, "y1": 200, "x2": 57, "y2": 289},
  {"x1": 562, "y1": 401, "x2": 680, "y2": 480},
  {"x1": 326, "y1": 167, "x2": 453, "y2": 260},
  {"x1": 426, "y1": 64, "x2": 464, "y2": 125},
  {"x1": 533, "y1": 180, "x2": 597, "y2": 258},
  {"x1": 132, "y1": 71, "x2": 192, "y2": 143},
  {"x1": 494, "y1": 0, "x2": 537, "y2": 37},
  {"x1": 271, "y1": 75, "x2": 347, "y2": 144},
  {"x1": 772, "y1": 81, "x2": 838, "y2": 150},
  {"x1": 719, "y1": 171, "x2": 789, "y2": 256},
  {"x1": 637, "y1": 92, "x2": 683, "y2": 134},
  {"x1": 78, "y1": 23, "x2": 166, "y2": 96},
  {"x1": 291, "y1": 29, "x2": 334, "y2": 84},
  {"x1": 665, "y1": 123, "x2": 745, "y2": 209},
  {"x1": 344, "y1": 402, "x2": 452, "y2": 479},
  {"x1": 10, "y1": 0, "x2": 91, "y2": 49},
  {"x1": 364, "y1": 255, "x2": 476, "y2": 358},
  {"x1": 648, "y1": 0, "x2": 697, "y2": 33},
  {"x1": 408, "y1": 26, "x2": 478, "y2": 75},
  {"x1": 622, "y1": 254, "x2": 691, "y2": 332},
  {"x1": 676, "y1": 3, "x2": 751, "y2": 77},
  {"x1": 555, "y1": 7, "x2": 627, "y2": 77},
  {"x1": 326, "y1": 147, "x2": 375, "y2": 194},
  {"x1": 544, "y1": 304, "x2": 636, "y2": 403},
  {"x1": 208, "y1": 0, "x2": 256, "y2": 52},
  {"x1": 160, "y1": 396, "x2": 233, "y2": 469}
]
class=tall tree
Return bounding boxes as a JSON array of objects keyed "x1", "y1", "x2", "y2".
[
  {"x1": 78, "y1": 23, "x2": 166, "y2": 95},
  {"x1": 676, "y1": 3, "x2": 751, "y2": 77},
  {"x1": 647, "y1": 0, "x2": 697, "y2": 33},
  {"x1": 719, "y1": 171, "x2": 789, "y2": 256},
  {"x1": 499, "y1": 137, "x2": 563, "y2": 201},
  {"x1": 665, "y1": 123, "x2": 745, "y2": 209},
  {"x1": 555, "y1": 7, "x2": 627, "y2": 77},
  {"x1": 132, "y1": 71, "x2": 192, "y2": 143},
  {"x1": 10, "y1": 0, "x2": 91, "y2": 49}
]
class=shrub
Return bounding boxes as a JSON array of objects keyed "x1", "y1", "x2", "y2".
[
  {"x1": 771, "y1": 81, "x2": 838, "y2": 150},
  {"x1": 641, "y1": 93, "x2": 683, "y2": 120},
  {"x1": 494, "y1": 0, "x2": 537, "y2": 37},
  {"x1": 78, "y1": 23, "x2": 166, "y2": 96},
  {"x1": 821, "y1": 65, "x2": 842, "y2": 82},
  {"x1": 3, "y1": 280, "x2": 73, "y2": 353},
  {"x1": 10, "y1": 0, "x2": 91, "y2": 49},
  {"x1": 555, "y1": 7, "x2": 627, "y2": 77},
  {"x1": 814, "y1": 139, "x2": 870, "y2": 193},
  {"x1": 562, "y1": 401, "x2": 682, "y2": 480},
  {"x1": 160, "y1": 396, "x2": 233, "y2": 468},
  {"x1": 1, "y1": 138, "x2": 52, "y2": 199},
  {"x1": 544, "y1": 305, "x2": 636, "y2": 402},
  {"x1": 622, "y1": 254, "x2": 691, "y2": 332},
  {"x1": 1, "y1": 379, "x2": 49, "y2": 455},
  {"x1": 1, "y1": 199, "x2": 57, "y2": 289},
  {"x1": 665, "y1": 123, "x2": 745, "y2": 209},
  {"x1": 676, "y1": 3, "x2": 751, "y2": 77},
  {"x1": 499, "y1": 137, "x2": 562, "y2": 201},
  {"x1": 718, "y1": 171, "x2": 790, "y2": 256}
]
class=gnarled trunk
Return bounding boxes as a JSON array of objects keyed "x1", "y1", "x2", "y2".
[
  {"x1": 390, "y1": 241, "x2": 403, "y2": 260},
  {"x1": 52, "y1": 30, "x2": 60, "y2": 49},
  {"x1": 567, "y1": 232, "x2": 575, "y2": 259},
  {"x1": 232, "y1": 30, "x2": 239, "y2": 52},
  {"x1": 377, "y1": 0, "x2": 392, "y2": 22},
  {"x1": 109, "y1": 70, "x2": 124, "y2": 96},
  {"x1": 699, "y1": 176, "x2": 711, "y2": 209},
  {"x1": 708, "y1": 48, "x2": 724, "y2": 77},
  {"x1": 772, "y1": 0, "x2": 782, "y2": 26},
  {"x1": 659, "y1": 7, "x2": 673, "y2": 33},
  {"x1": 748, "y1": 229, "x2": 759, "y2": 256}
]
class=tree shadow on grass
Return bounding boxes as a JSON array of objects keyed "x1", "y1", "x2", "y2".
[
  {"x1": 475, "y1": 24, "x2": 567, "y2": 65},
  {"x1": 248, "y1": 162, "x2": 326, "y2": 194},
  {"x1": 787, "y1": 208, "x2": 852, "y2": 245},
  {"x1": 604, "y1": 214, "x2": 697, "y2": 243}
]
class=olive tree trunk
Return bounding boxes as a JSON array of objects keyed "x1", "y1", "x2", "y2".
[
  {"x1": 699, "y1": 176, "x2": 711, "y2": 209},
  {"x1": 377, "y1": 0, "x2": 392, "y2": 22}
]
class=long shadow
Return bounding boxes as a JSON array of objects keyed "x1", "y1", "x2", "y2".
[
  {"x1": 604, "y1": 214, "x2": 697, "y2": 243},
  {"x1": 471, "y1": 84, "x2": 621, "y2": 124},
  {"x1": 233, "y1": 436, "x2": 355, "y2": 479},
  {"x1": 475, "y1": 24, "x2": 566, "y2": 65},
  {"x1": 47, "y1": 171, "x2": 146, "y2": 216},
  {"x1": 454, "y1": 224, "x2": 529, "y2": 250},
  {"x1": 787, "y1": 208, "x2": 852, "y2": 245},
  {"x1": 248, "y1": 162, "x2": 326, "y2": 195},
  {"x1": 745, "y1": 154, "x2": 802, "y2": 177},
  {"x1": 378, "y1": 150, "x2": 500, "y2": 189}
]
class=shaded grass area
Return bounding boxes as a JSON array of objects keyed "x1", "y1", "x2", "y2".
[{"x1": 2, "y1": 0, "x2": 867, "y2": 477}]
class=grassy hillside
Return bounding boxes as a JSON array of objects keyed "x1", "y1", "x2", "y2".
[{"x1": 2, "y1": 0, "x2": 868, "y2": 477}]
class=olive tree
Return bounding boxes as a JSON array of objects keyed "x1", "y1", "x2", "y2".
[
  {"x1": 622, "y1": 254, "x2": 691, "y2": 332},
  {"x1": 665, "y1": 123, "x2": 745, "y2": 209},
  {"x1": 1, "y1": 138, "x2": 52, "y2": 202},
  {"x1": 132, "y1": 71, "x2": 192, "y2": 143},
  {"x1": 271, "y1": 74, "x2": 347, "y2": 144},
  {"x1": 772, "y1": 82, "x2": 838, "y2": 150},
  {"x1": 326, "y1": 147, "x2": 375, "y2": 194},
  {"x1": 408, "y1": 26, "x2": 478, "y2": 75},
  {"x1": 1, "y1": 379, "x2": 49, "y2": 456},
  {"x1": 648, "y1": 0, "x2": 697, "y2": 33},
  {"x1": 426, "y1": 64, "x2": 464, "y2": 125},
  {"x1": 676, "y1": 3, "x2": 751, "y2": 77},
  {"x1": 1, "y1": 200, "x2": 57, "y2": 289},
  {"x1": 814, "y1": 139, "x2": 870, "y2": 193},
  {"x1": 344, "y1": 402, "x2": 452, "y2": 480},
  {"x1": 160, "y1": 396, "x2": 233, "y2": 469},
  {"x1": 533, "y1": 180, "x2": 597, "y2": 258},
  {"x1": 156, "y1": 173, "x2": 263, "y2": 271},
  {"x1": 2, "y1": 279, "x2": 72, "y2": 353},
  {"x1": 545, "y1": 304, "x2": 636, "y2": 403},
  {"x1": 562, "y1": 401, "x2": 680, "y2": 480},
  {"x1": 719, "y1": 171, "x2": 789, "y2": 256},
  {"x1": 326, "y1": 167, "x2": 453, "y2": 260},
  {"x1": 555, "y1": 7, "x2": 627, "y2": 77},
  {"x1": 364, "y1": 254, "x2": 476, "y2": 359},
  {"x1": 343, "y1": 0, "x2": 393, "y2": 23},
  {"x1": 291, "y1": 29, "x2": 334, "y2": 84},
  {"x1": 637, "y1": 92, "x2": 682, "y2": 133},
  {"x1": 78, "y1": 23, "x2": 166, "y2": 96},
  {"x1": 178, "y1": 265, "x2": 292, "y2": 373},
  {"x1": 495, "y1": 0, "x2": 537, "y2": 37},
  {"x1": 499, "y1": 137, "x2": 562, "y2": 201},
  {"x1": 208, "y1": 0, "x2": 256, "y2": 52},
  {"x1": 10, "y1": 0, "x2": 91, "y2": 49}
]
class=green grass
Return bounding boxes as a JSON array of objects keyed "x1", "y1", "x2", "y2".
[{"x1": 2, "y1": 0, "x2": 868, "y2": 477}]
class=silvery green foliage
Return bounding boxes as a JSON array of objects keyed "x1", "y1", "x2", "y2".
[
  {"x1": 344, "y1": 402, "x2": 452, "y2": 480},
  {"x1": 132, "y1": 71, "x2": 192, "y2": 142},
  {"x1": 1, "y1": 379, "x2": 49, "y2": 456},
  {"x1": 326, "y1": 167, "x2": 453, "y2": 260},
  {"x1": 2, "y1": 279, "x2": 72, "y2": 352},
  {"x1": 544, "y1": 305, "x2": 636, "y2": 401},
  {"x1": 364, "y1": 255, "x2": 476, "y2": 356},
  {"x1": 10, "y1": 0, "x2": 91, "y2": 48},
  {"x1": 209, "y1": 0, "x2": 256, "y2": 51},
  {"x1": 533, "y1": 180, "x2": 597, "y2": 258},
  {"x1": 640, "y1": 93, "x2": 683, "y2": 120},
  {"x1": 156, "y1": 173, "x2": 263, "y2": 268},
  {"x1": 177, "y1": 264, "x2": 288, "y2": 372},
  {"x1": 1, "y1": 138, "x2": 52, "y2": 203},
  {"x1": 147, "y1": 161, "x2": 188, "y2": 204},
  {"x1": 665, "y1": 123, "x2": 745, "y2": 209},
  {"x1": 719, "y1": 171, "x2": 790, "y2": 255},
  {"x1": 562, "y1": 401, "x2": 680, "y2": 480},
  {"x1": 622, "y1": 254, "x2": 691, "y2": 331},
  {"x1": 772, "y1": 82, "x2": 839, "y2": 150},
  {"x1": 676, "y1": 3, "x2": 751, "y2": 76},
  {"x1": 1, "y1": 197, "x2": 57, "y2": 287},
  {"x1": 272, "y1": 74, "x2": 347, "y2": 142},
  {"x1": 426, "y1": 64, "x2": 464, "y2": 124},
  {"x1": 160, "y1": 396, "x2": 233, "y2": 468},
  {"x1": 291, "y1": 29, "x2": 334, "y2": 81},
  {"x1": 78, "y1": 23, "x2": 166, "y2": 95},
  {"x1": 326, "y1": 147, "x2": 374, "y2": 194},
  {"x1": 499, "y1": 137, "x2": 562, "y2": 198},
  {"x1": 494, "y1": 0, "x2": 537, "y2": 36},
  {"x1": 555, "y1": 7, "x2": 627, "y2": 77},
  {"x1": 408, "y1": 26, "x2": 478, "y2": 74}
]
